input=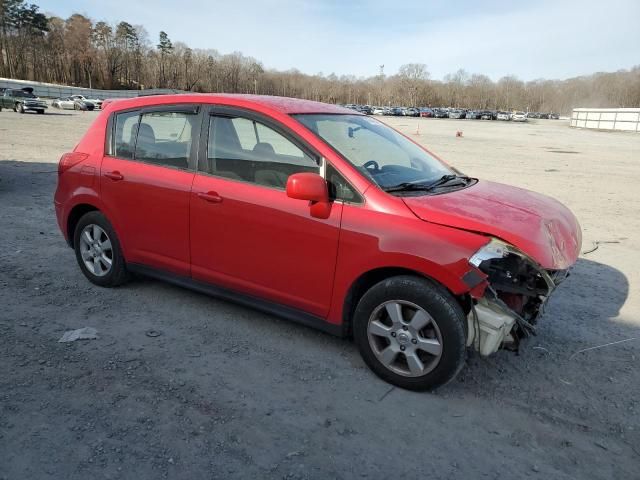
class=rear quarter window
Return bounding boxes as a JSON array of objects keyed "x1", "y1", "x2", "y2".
[{"x1": 113, "y1": 110, "x2": 140, "y2": 160}]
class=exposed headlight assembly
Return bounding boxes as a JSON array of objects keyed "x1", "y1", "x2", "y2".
[
  {"x1": 469, "y1": 238, "x2": 555, "y2": 291},
  {"x1": 469, "y1": 238, "x2": 510, "y2": 267}
]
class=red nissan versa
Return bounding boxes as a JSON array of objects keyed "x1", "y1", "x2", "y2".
[{"x1": 54, "y1": 94, "x2": 581, "y2": 390}]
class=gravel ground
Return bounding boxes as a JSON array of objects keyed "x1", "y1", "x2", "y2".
[{"x1": 1, "y1": 109, "x2": 639, "y2": 480}]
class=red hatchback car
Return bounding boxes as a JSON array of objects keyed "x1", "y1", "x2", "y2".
[{"x1": 54, "y1": 94, "x2": 581, "y2": 390}]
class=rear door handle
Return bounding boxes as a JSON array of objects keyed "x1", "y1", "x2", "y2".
[
  {"x1": 104, "y1": 171, "x2": 124, "y2": 181},
  {"x1": 197, "y1": 191, "x2": 223, "y2": 203}
]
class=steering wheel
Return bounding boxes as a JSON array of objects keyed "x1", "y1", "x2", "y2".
[{"x1": 363, "y1": 160, "x2": 380, "y2": 172}]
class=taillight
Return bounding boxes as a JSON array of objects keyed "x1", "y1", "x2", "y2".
[{"x1": 58, "y1": 152, "x2": 89, "y2": 175}]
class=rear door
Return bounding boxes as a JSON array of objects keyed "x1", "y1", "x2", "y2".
[
  {"x1": 189, "y1": 106, "x2": 343, "y2": 317},
  {"x1": 101, "y1": 104, "x2": 202, "y2": 276}
]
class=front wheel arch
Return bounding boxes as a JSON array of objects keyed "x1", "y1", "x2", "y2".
[{"x1": 342, "y1": 267, "x2": 467, "y2": 338}]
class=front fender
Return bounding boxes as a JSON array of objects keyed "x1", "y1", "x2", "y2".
[{"x1": 326, "y1": 205, "x2": 489, "y2": 326}]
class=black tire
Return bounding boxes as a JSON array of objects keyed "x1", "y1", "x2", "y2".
[
  {"x1": 13, "y1": 103, "x2": 18, "y2": 112},
  {"x1": 73, "y1": 211, "x2": 129, "y2": 287},
  {"x1": 19, "y1": 103, "x2": 25, "y2": 114},
  {"x1": 353, "y1": 275, "x2": 466, "y2": 391},
  {"x1": 37, "y1": 109, "x2": 44, "y2": 115}
]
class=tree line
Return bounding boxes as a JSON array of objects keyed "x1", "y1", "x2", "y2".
[{"x1": 1, "y1": 0, "x2": 639, "y2": 113}]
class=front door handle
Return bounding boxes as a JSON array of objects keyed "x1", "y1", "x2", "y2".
[
  {"x1": 104, "y1": 171, "x2": 124, "y2": 181},
  {"x1": 197, "y1": 191, "x2": 223, "y2": 203}
]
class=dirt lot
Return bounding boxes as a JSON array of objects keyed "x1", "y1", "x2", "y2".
[{"x1": 1, "y1": 109, "x2": 639, "y2": 479}]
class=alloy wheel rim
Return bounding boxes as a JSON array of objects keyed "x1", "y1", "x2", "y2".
[
  {"x1": 367, "y1": 300, "x2": 443, "y2": 377},
  {"x1": 79, "y1": 224, "x2": 113, "y2": 277}
]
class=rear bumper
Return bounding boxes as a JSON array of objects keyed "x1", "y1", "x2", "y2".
[{"x1": 54, "y1": 200, "x2": 69, "y2": 244}]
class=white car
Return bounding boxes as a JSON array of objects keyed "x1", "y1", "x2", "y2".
[
  {"x1": 70, "y1": 95, "x2": 103, "y2": 109},
  {"x1": 512, "y1": 111, "x2": 527, "y2": 122},
  {"x1": 372, "y1": 107, "x2": 384, "y2": 115},
  {"x1": 52, "y1": 97, "x2": 77, "y2": 110},
  {"x1": 496, "y1": 111, "x2": 511, "y2": 121}
]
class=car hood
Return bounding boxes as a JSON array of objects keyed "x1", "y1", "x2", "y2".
[{"x1": 402, "y1": 180, "x2": 581, "y2": 270}]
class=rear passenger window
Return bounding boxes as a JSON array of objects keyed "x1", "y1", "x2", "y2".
[
  {"x1": 135, "y1": 111, "x2": 196, "y2": 169},
  {"x1": 113, "y1": 111, "x2": 139, "y2": 160},
  {"x1": 202, "y1": 115, "x2": 318, "y2": 188}
]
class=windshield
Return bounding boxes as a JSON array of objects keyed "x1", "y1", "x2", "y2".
[{"x1": 293, "y1": 114, "x2": 453, "y2": 189}]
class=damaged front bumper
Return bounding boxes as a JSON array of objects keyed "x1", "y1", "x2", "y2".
[{"x1": 465, "y1": 239, "x2": 569, "y2": 356}]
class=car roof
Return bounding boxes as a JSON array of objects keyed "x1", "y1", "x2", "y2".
[{"x1": 107, "y1": 93, "x2": 358, "y2": 115}]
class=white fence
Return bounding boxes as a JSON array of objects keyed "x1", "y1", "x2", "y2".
[
  {"x1": 0, "y1": 77, "x2": 186, "y2": 100},
  {"x1": 570, "y1": 108, "x2": 640, "y2": 132}
]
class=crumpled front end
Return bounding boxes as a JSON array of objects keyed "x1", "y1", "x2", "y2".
[{"x1": 465, "y1": 238, "x2": 571, "y2": 355}]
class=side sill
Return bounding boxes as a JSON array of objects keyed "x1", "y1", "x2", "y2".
[{"x1": 127, "y1": 263, "x2": 345, "y2": 337}]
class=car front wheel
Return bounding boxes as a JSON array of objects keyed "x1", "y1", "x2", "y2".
[
  {"x1": 73, "y1": 211, "x2": 129, "y2": 287},
  {"x1": 353, "y1": 275, "x2": 467, "y2": 391}
]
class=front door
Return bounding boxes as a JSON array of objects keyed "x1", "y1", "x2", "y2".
[{"x1": 190, "y1": 109, "x2": 342, "y2": 317}]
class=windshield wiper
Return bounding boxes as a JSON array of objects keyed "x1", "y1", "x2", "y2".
[{"x1": 383, "y1": 174, "x2": 471, "y2": 193}]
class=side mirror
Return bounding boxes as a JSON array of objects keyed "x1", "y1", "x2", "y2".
[
  {"x1": 286, "y1": 172, "x2": 328, "y2": 203},
  {"x1": 286, "y1": 172, "x2": 331, "y2": 219}
]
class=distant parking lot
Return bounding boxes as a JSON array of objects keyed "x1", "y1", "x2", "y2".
[{"x1": 1, "y1": 110, "x2": 639, "y2": 479}]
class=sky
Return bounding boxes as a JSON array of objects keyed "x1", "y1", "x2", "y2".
[{"x1": 40, "y1": 0, "x2": 640, "y2": 81}]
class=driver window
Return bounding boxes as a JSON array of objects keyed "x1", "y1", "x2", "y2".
[{"x1": 203, "y1": 115, "x2": 319, "y2": 189}]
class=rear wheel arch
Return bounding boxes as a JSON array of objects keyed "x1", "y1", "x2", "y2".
[
  {"x1": 66, "y1": 204, "x2": 99, "y2": 248},
  {"x1": 342, "y1": 267, "x2": 467, "y2": 337}
]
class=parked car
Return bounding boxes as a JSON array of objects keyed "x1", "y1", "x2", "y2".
[
  {"x1": 512, "y1": 111, "x2": 527, "y2": 122},
  {"x1": 419, "y1": 108, "x2": 434, "y2": 118},
  {"x1": 52, "y1": 96, "x2": 94, "y2": 110},
  {"x1": 549, "y1": 112, "x2": 560, "y2": 120},
  {"x1": 465, "y1": 110, "x2": 481, "y2": 120},
  {"x1": 0, "y1": 87, "x2": 48, "y2": 114},
  {"x1": 391, "y1": 107, "x2": 404, "y2": 116},
  {"x1": 54, "y1": 94, "x2": 581, "y2": 391},
  {"x1": 526, "y1": 112, "x2": 539, "y2": 119},
  {"x1": 496, "y1": 111, "x2": 511, "y2": 121},
  {"x1": 404, "y1": 107, "x2": 420, "y2": 117},
  {"x1": 52, "y1": 97, "x2": 75, "y2": 110},
  {"x1": 70, "y1": 95, "x2": 103, "y2": 109},
  {"x1": 479, "y1": 110, "x2": 493, "y2": 120},
  {"x1": 372, "y1": 107, "x2": 384, "y2": 115},
  {"x1": 433, "y1": 108, "x2": 449, "y2": 118},
  {"x1": 448, "y1": 109, "x2": 466, "y2": 119}
]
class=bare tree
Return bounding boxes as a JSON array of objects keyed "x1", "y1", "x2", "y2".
[{"x1": 1, "y1": 0, "x2": 638, "y2": 113}]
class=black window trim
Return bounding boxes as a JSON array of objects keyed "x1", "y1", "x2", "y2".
[{"x1": 105, "y1": 104, "x2": 203, "y2": 172}]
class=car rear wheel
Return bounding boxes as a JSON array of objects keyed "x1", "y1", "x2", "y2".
[
  {"x1": 73, "y1": 211, "x2": 129, "y2": 287},
  {"x1": 353, "y1": 275, "x2": 466, "y2": 391}
]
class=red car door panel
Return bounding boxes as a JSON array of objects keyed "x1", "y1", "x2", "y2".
[
  {"x1": 101, "y1": 157, "x2": 194, "y2": 276},
  {"x1": 190, "y1": 175, "x2": 343, "y2": 317}
]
